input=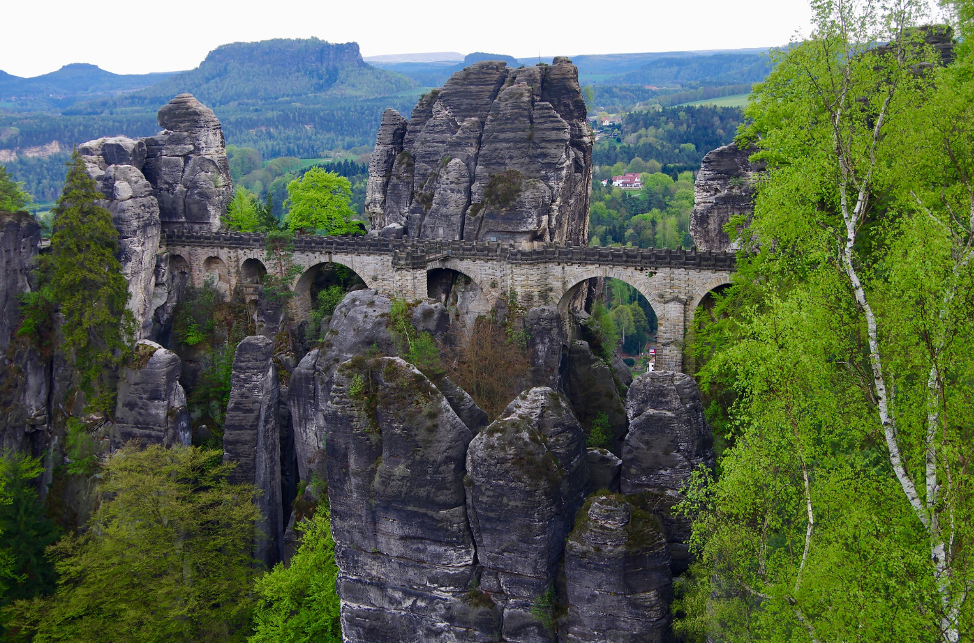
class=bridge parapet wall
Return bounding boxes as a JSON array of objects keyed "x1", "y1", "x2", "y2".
[{"x1": 163, "y1": 231, "x2": 736, "y2": 372}]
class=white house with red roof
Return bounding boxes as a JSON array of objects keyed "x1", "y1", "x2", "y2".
[{"x1": 611, "y1": 172, "x2": 642, "y2": 189}]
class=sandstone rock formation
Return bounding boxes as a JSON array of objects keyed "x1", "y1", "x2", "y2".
[
  {"x1": 79, "y1": 140, "x2": 162, "y2": 340},
  {"x1": 112, "y1": 340, "x2": 190, "y2": 448},
  {"x1": 223, "y1": 335, "x2": 283, "y2": 566},
  {"x1": 622, "y1": 370, "x2": 715, "y2": 573},
  {"x1": 564, "y1": 340, "x2": 628, "y2": 452},
  {"x1": 143, "y1": 94, "x2": 233, "y2": 232},
  {"x1": 564, "y1": 494, "x2": 673, "y2": 642},
  {"x1": 689, "y1": 142, "x2": 762, "y2": 252},
  {"x1": 366, "y1": 58, "x2": 593, "y2": 244},
  {"x1": 0, "y1": 211, "x2": 48, "y2": 449},
  {"x1": 80, "y1": 94, "x2": 232, "y2": 339},
  {"x1": 325, "y1": 357, "x2": 490, "y2": 642},
  {"x1": 466, "y1": 387, "x2": 590, "y2": 641}
]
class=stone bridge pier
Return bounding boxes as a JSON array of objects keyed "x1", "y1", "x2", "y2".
[{"x1": 164, "y1": 232, "x2": 735, "y2": 373}]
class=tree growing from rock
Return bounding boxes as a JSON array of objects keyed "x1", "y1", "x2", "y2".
[
  {"x1": 0, "y1": 167, "x2": 32, "y2": 213},
  {"x1": 49, "y1": 151, "x2": 133, "y2": 409}
]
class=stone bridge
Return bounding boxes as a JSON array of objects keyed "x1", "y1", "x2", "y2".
[{"x1": 163, "y1": 231, "x2": 735, "y2": 372}]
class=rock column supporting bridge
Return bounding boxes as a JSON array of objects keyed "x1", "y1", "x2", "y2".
[{"x1": 163, "y1": 231, "x2": 735, "y2": 372}]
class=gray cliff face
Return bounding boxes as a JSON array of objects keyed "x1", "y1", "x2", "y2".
[
  {"x1": 564, "y1": 340, "x2": 628, "y2": 452},
  {"x1": 689, "y1": 142, "x2": 762, "y2": 252},
  {"x1": 80, "y1": 94, "x2": 231, "y2": 339},
  {"x1": 622, "y1": 370, "x2": 715, "y2": 574},
  {"x1": 366, "y1": 58, "x2": 593, "y2": 244},
  {"x1": 0, "y1": 211, "x2": 48, "y2": 449},
  {"x1": 325, "y1": 357, "x2": 491, "y2": 643},
  {"x1": 223, "y1": 335, "x2": 283, "y2": 566},
  {"x1": 144, "y1": 94, "x2": 233, "y2": 231},
  {"x1": 466, "y1": 387, "x2": 589, "y2": 643},
  {"x1": 564, "y1": 494, "x2": 673, "y2": 642},
  {"x1": 113, "y1": 340, "x2": 190, "y2": 448},
  {"x1": 78, "y1": 142, "x2": 163, "y2": 341}
]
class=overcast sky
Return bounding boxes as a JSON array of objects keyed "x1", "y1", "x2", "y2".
[{"x1": 5, "y1": 0, "x2": 814, "y2": 78}]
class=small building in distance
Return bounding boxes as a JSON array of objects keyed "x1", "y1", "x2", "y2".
[{"x1": 611, "y1": 172, "x2": 643, "y2": 189}]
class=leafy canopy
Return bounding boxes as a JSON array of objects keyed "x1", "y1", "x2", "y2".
[
  {"x1": 249, "y1": 510, "x2": 341, "y2": 643},
  {"x1": 283, "y1": 168, "x2": 360, "y2": 234},
  {"x1": 677, "y1": 2, "x2": 974, "y2": 642},
  {"x1": 6, "y1": 445, "x2": 262, "y2": 643},
  {"x1": 0, "y1": 166, "x2": 32, "y2": 212}
]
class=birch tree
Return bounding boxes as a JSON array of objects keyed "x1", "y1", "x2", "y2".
[{"x1": 678, "y1": 1, "x2": 974, "y2": 641}]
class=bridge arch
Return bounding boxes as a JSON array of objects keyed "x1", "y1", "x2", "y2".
[
  {"x1": 293, "y1": 261, "x2": 368, "y2": 323},
  {"x1": 688, "y1": 276, "x2": 733, "y2": 314},
  {"x1": 426, "y1": 265, "x2": 490, "y2": 327},
  {"x1": 203, "y1": 256, "x2": 230, "y2": 299}
]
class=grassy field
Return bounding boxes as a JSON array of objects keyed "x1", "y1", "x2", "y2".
[{"x1": 679, "y1": 93, "x2": 751, "y2": 108}]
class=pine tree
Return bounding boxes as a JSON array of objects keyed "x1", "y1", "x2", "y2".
[{"x1": 49, "y1": 151, "x2": 132, "y2": 410}]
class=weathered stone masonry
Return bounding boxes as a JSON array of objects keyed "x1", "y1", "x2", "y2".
[{"x1": 165, "y1": 231, "x2": 734, "y2": 372}]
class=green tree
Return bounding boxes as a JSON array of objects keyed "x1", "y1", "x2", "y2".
[
  {"x1": 678, "y1": 3, "x2": 974, "y2": 642},
  {"x1": 263, "y1": 230, "x2": 303, "y2": 351},
  {"x1": 0, "y1": 454, "x2": 59, "y2": 612},
  {"x1": 249, "y1": 510, "x2": 341, "y2": 643},
  {"x1": 0, "y1": 167, "x2": 32, "y2": 212},
  {"x1": 224, "y1": 187, "x2": 262, "y2": 232},
  {"x1": 49, "y1": 151, "x2": 133, "y2": 409},
  {"x1": 284, "y1": 168, "x2": 359, "y2": 235},
  {"x1": 6, "y1": 445, "x2": 261, "y2": 643}
]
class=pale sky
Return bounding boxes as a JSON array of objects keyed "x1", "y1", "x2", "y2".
[{"x1": 5, "y1": 0, "x2": 814, "y2": 78}]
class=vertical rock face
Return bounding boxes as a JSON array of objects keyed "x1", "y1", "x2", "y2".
[
  {"x1": 466, "y1": 387, "x2": 589, "y2": 642},
  {"x1": 325, "y1": 357, "x2": 493, "y2": 643},
  {"x1": 0, "y1": 211, "x2": 48, "y2": 449},
  {"x1": 78, "y1": 142, "x2": 163, "y2": 340},
  {"x1": 564, "y1": 494, "x2": 673, "y2": 642},
  {"x1": 223, "y1": 335, "x2": 283, "y2": 566},
  {"x1": 112, "y1": 340, "x2": 190, "y2": 448},
  {"x1": 564, "y1": 340, "x2": 628, "y2": 452},
  {"x1": 622, "y1": 371, "x2": 715, "y2": 573},
  {"x1": 143, "y1": 94, "x2": 233, "y2": 231},
  {"x1": 689, "y1": 142, "x2": 762, "y2": 252},
  {"x1": 79, "y1": 94, "x2": 231, "y2": 338},
  {"x1": 366, "y1": 58, "x2": 593, "y2": 244}
]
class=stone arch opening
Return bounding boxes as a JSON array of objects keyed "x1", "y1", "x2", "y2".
[
  {"x1": 684, "y1": 280, "x2": 732, "y2": 373},
  {"x1": 169, "y1": 254, "x2": 190, "y2": 295},
  {"x1": 426, "y1": 266, "x2": 489, "y2": 330},
  {"x1": 293, "y1": 261, "x2": 367, "y2": 327},
  {"x1": 558, "y1": 276, "x2": 660, "y2": 373},
  {"x1": 202, "y1": 256, "x2": 229, "y2": 299},
  {"x1": 240, "y1": 258, "x2": 267, "y2": 304}
]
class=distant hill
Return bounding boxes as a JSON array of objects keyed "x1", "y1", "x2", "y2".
[
  {"x1": 364, "y1": 52, "x2": 463, "y2": 63},
  {"x1": 0, "y1": 63, "x2": 180, "y2": 110}
]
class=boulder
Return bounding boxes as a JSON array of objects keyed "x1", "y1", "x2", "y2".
[
  {"x1": 689, "y1": 142, "x2": 762, "y2": 252},
  {"x1": 325, "y1": 357, "x2": 496, "y2": 642},
  {"x1": 465, "y1": 387, "x2": 589, "y2": 642},
  {"x1": 223, "y1": 335, "x2": 283, "y2": 566},
  {"x1": 564, "y1": 493, "x2": 673, "y2": 642},
  {"x1": 366, "y1": 59, "x2": 592, "y2": 244},
  {"x1": 113, "y1": 340, "x2": 190, "y2": 448}
]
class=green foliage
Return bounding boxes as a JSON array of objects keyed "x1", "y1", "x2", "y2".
[
  {"x1": 530, "y1": 586, "x2": 556, "y2": 631},
  {"x1": 49, "y1": 151, "x2": 132, "y2": 410},
  {"x1": 284, "y1": 168, "x2": 360, "y2": 235},
  {"x1": 249, "y1": 510, "x2": 341, "y2": 643},
  {"x1": 6, "y1": 445, "x2": 261, "y2": 643},
  {"x1": 587, "y1": 412, "x2": 611, "y2": 449},
  {"x1": 583, "y1": 302, "x2": 618, "y2": 360},
  {"x1": 679, "y1": 6, "x2": 974, "y2": 641},
  {"x1": 187, "y1": 344, "x2": 236, "y2": 447},
  {"x1": 17, "y1": 283, "x2": 56, "y2": 352},
  {"x1": 0, "y1": 453, "x2": 59, "y2": 613},
  {"x1": 307, "y1": 285, "x2": 346, "y2": 341},
  {"x1": 224, "y1": 187, "x2": 263, "y2": 232},
  {"x1": 389, "y1": 299, "x2": 443, "y2": 378},
  {"x1": 172, "y1": 279, "x2": 219, "y2": 347},
  {"x1": 482, "y1": 170, "x2": 523, "y2": 210},
  {"x1": 0, "y1": 166, "x2": 32, "y2": 212},
  {"x1": 63, "y1": 418, "x2": 99, "y2": 477}
]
